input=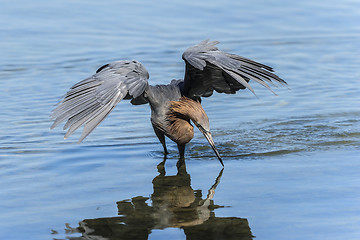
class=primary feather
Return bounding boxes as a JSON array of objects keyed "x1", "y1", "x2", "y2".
[{"x1": 51, "y1": 60, "x2": 149, "y2": 142}]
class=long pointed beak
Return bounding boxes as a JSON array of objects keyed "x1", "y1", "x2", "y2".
[{"x1": 200, "y1": 130, "x2": 224, "y2": 166}]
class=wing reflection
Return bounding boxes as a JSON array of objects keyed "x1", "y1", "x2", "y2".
[{"x1": 61, "y1": 160, "x2": 253, "y2": 240}]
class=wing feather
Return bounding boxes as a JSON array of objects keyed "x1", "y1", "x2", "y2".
[
  {"x1": 182, "y1": 40, "x2": 287, "y2": 99},
  {"x1": 51, "y1": 60, "x2": 149, "y2": 142}
]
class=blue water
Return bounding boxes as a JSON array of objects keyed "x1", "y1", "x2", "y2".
[{"x1": 1, "y1": 0, "x2": 360, "y2": 239}]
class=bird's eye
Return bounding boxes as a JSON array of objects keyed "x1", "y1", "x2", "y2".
[{"x1": 195, "y1": 122, "x2": 207, "y2": 132}]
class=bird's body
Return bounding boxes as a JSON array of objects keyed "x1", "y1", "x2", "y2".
[
  {"x1": 51, "y1": 40, "x2": 287, "y2": 166},
  {"x1": 147, "y1": 83, "x2": 189, "y2": 153}
]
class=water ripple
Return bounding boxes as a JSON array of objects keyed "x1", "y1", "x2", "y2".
[{"x1": 190, "y1": 111, "x2": 360, "y2": 160}]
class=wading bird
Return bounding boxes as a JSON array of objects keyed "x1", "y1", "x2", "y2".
[{"x1": 51, "y1": 40, "x2": 287, "y2": 166}]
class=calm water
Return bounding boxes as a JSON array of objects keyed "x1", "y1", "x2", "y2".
[{"x1": 1, "y1": 0, "x2": 360, "y2": 239}]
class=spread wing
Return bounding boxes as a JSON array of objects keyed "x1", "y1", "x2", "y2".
[
  {"x1": 182, "y1": 40, "x2": 287, "y2": 99},
  {"x1": 51, "y1": 60, "x2": 149, "y2": 142}
]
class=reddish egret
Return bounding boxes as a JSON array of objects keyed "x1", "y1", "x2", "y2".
[{"x1": 51, "y1": 40, "x2": 287, "y2": 166}]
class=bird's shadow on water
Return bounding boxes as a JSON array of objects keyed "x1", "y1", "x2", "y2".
[{"x1": 56, "y1": 157, "x2": 254, "y2": 240}]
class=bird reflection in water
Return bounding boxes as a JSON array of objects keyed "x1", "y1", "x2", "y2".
[{"x1": 60, "y1": 159, "x2": 253, "y2": 240}]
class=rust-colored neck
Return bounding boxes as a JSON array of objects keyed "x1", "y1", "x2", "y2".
[
  {"x1": 168, "y1": 97, "x2": 208, "y2": 124},
  {"x1": 165, "y1": 97, "x2": 208, "y2": 145}
]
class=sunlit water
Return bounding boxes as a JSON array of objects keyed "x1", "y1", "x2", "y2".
[{"x1": 1, "y1": 0, "x2": 360, "y2": 239}]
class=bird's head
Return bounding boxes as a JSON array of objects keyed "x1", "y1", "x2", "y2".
[{"x1": 169, "y1": 97, "x2": 223, "y2": 166}]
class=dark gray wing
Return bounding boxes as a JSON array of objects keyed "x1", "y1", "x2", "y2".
[
  {"x1": 182, "y1": 40, "x2": 287, "y2": 99},
  {"x1": 51, "y1": 60, "x2": 149, "y2": 142}
]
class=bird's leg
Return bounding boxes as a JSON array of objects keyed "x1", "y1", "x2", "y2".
[
  {"x1": 177, "y1": 143, "x2": 186, "y2": 160},
  {"x1": 153, "y1": 127, "x2": 169, "y2": 155}
]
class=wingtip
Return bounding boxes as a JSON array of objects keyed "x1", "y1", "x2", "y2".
[{"x1": 50, "y1": 122, "x2": 57, "y2": 130}]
